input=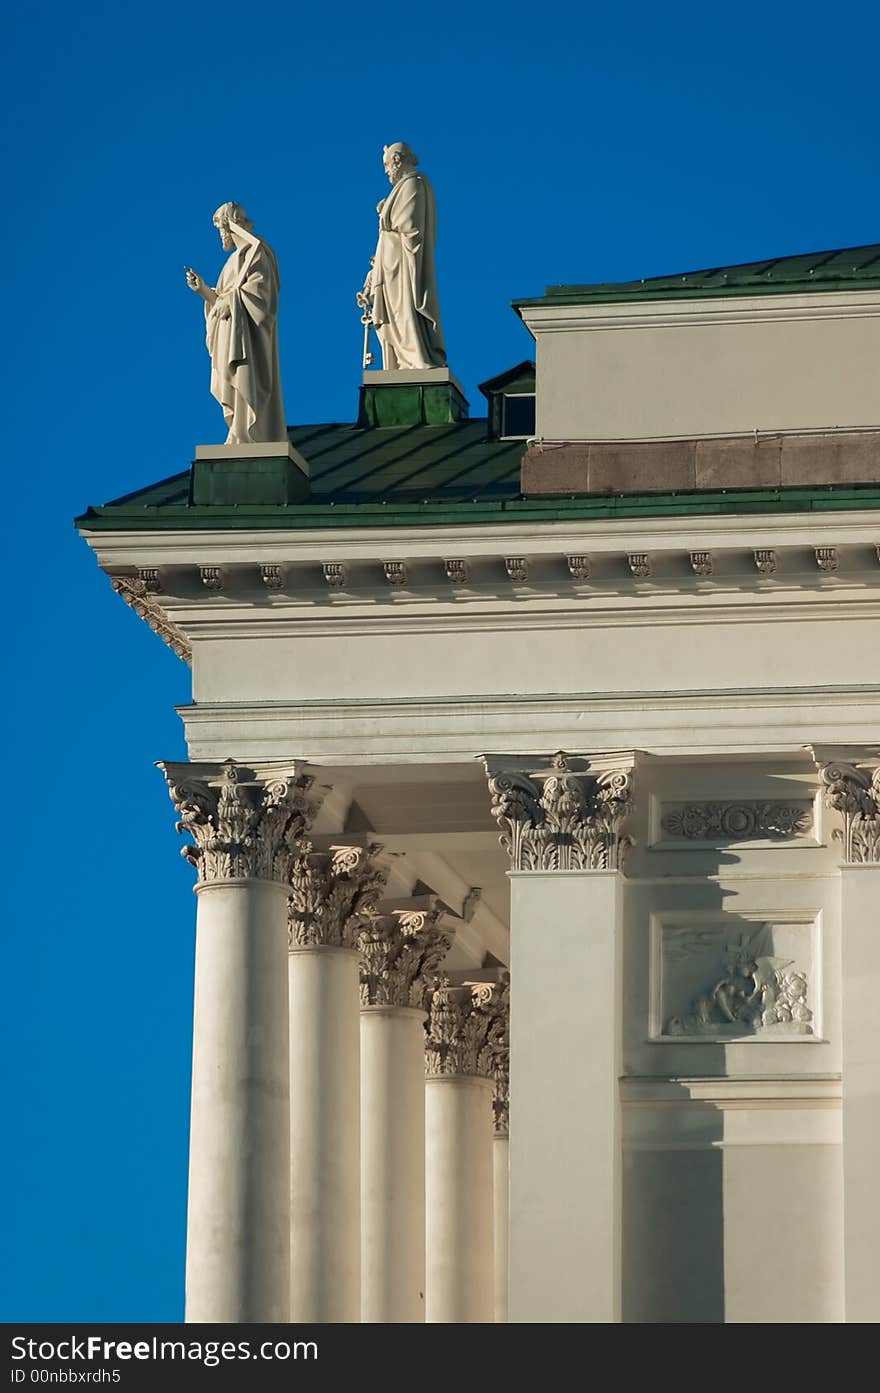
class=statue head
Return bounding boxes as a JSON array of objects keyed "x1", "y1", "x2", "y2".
[
  {"x1": 213, "y1": 202, "x2": 253, "y2": 251},
  {"x1": 383, "y1": 143, "x2": 418, "y2": 185}
]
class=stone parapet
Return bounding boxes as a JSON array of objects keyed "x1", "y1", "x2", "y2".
[{"x1": 521, "y1": 429, "x2": 880, "y2": 496}]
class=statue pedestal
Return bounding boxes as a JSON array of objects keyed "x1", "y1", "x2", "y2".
[
  {"x1": 190, "y1": 442, "x2": 309, "y2": 505},
  {"x1": 360, "y1": 369, "x2": 469, "y2": 428}
]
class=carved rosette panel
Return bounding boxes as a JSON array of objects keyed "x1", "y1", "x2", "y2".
[
  {"x1": 358, "y1": 910, "x2": 452, "y2": 1009},
  {"x1": 425, "y1": 978, "x2": 509, "y2": 1080},
  {"x1": 660, "y1": 801, "x2": 813, "y2": 842},
  {"x1": 487, "y1": 753, "x2": 633, "y2": 871},
  {"x1": 160, "y1": 759, "x2": 317, "y2": 884},
  {"x1": 818, "y1": 761, "x2": 880, "y2": 864},
  {"x1": 289, "y1": 844, "x2": 388, "y2": 949}
]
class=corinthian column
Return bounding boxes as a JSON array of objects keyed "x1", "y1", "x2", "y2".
[
  {"x1": 288, "y1": 842, "x2": 387, "y2": 1323},
  {"x1": 492, "y1": 991, "x2": 510, "y2": 1324},
  {"x1": 484, "y1": 750, "x2": 634, "y2": 1323},
  {"x1": 159, "y1": 759, "x2": 316, "y2": 1323},
  {"x1": 815, "y1": 751, "x2": 880, "y2": 1321},
  {"x1": 358, "y1": 907, "x2": 452, "y2": 1323},
  {"x1": 424, "y1": 979, "x2": 507, "y2": 1323}
]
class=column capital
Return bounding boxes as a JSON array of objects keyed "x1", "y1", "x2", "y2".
[
  {"x1": 811, "y1": 746, "x2": 880, "y2": 865},
  {"x1": 359, "y1": 907, "x2": 453, "y2": 1009},
  {"x1": 289, "y1": 843, "x2": 388, "y2": 950},
  {"x1": 481, "y1": 750, "x2": 635, "y2": 872},
  {"x1": 492, "y1": 979, "x2": 510, "y2": 1138},
  {"x1": 159, "y1": 758, "x2": 319, "y2": 886},
  {"x1": 425, "y1": 977, "x2": 509, "y2": 1081}
]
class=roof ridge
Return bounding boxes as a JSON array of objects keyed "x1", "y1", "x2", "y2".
[{"x1": 514, "y1": 240, "x2": 880, "y2": 310}]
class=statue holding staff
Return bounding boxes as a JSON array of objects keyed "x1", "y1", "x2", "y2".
[
  {"x1": 186, "y1": 203, "x2": 286, "y2": 444},
  {"x1": 357, "y1": 144, "x2": 446, "y2": 371}
]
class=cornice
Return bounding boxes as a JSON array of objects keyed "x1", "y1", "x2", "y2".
[
  {"x1": 520, "y1": 287, "x2": 880, "y2": 335},
  {"x1": 80, "y1": 506, "x2": 880, "y2": 564}
]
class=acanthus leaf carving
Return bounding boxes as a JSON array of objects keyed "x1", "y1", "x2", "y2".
[
  {"x1": 425, "y1": 977, "x2": 509, "y2": 1080},
  {"x1": 358, "y1": 909, "x2": 452, "y2": 1008},
  {"x1": 486, "y1": 753, "x2": 633, "y2": 871},
  {"x1": 818, "y1": 760, "x2": 880, "y2": 864},
  {"x1": 491, "y1": 974, "x2": 510, "y2": 1136},
  {"x1": 160, "y1": 758, "x2": 317, "y2": 885},
  {"x1": 289, "y1": 843, "x2": 388, "y2": 949}
]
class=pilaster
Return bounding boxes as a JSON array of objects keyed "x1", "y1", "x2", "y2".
[
  {"x1": 482, "y1": 750, "x2": 635, "y2": 1324},
  {"x1": 814, "y1": 746, "x2": 880, "y2": 1321}
]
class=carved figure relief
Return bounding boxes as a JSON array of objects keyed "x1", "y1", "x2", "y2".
[{"x1": 659, "y1": 921, "x2": 815, "y2": 1040}]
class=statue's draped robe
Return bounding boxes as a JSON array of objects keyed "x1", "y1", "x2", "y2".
[
  {"x1": 371, "y1": 172, "x2": 446, "y2": 370},
  {"x1": 206, "y1": 233, "x2": 286, "y2": 444}
]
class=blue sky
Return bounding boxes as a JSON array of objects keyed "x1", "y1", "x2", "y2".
[{"x1": 5, "y1": 0, "x2": 880, "y2": 1320}]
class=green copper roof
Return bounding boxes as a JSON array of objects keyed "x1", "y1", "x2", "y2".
[
  {"x1": 75, "y1": 410, "x2": 880, "y2": 535},
  {"x1": 78, "y1": 420, "x2": 525, "y2": 522},
  {"x1": 77, "y1": 476, "x2": 880, "y2": 536},
  {"x1": 515, "y1": 242, "x2": 880, "y2": 309}
]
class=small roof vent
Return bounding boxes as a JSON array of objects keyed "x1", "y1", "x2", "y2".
[{"x1": 478, "y1": 360, "x2": 536, "y2": 440}]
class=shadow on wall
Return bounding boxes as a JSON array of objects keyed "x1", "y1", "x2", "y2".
[{"x1": 621, "y1": 1071, "x2": 724, "y2": 1324}]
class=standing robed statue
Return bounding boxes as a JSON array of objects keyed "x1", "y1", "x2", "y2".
[
  {"x1": 357, "y1": 144, "x2": 447, "y2": 371},
  {"x1": 186, "y1": 203, "x2": 287, "y2": 444}
]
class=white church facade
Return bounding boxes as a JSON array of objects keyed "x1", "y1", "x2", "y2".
[{"x1": 77, "y1": 239, "x2": 880, "y2": 1323}]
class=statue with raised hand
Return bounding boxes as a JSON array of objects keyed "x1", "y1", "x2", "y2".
[
  {"x1": 186, "y1": 203, "x2": 286, "y2": 444},
  {"x1": 357, "y1": 144, "x2": 446, "y2": 371}
]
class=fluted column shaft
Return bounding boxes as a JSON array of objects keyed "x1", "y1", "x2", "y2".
[
  {"x1": 288, "y1": 844, "x2": 386, "y2": 1323},
  {"x1": 359, "y1": 910, "x2": 451, "y2": 1322},
  {"x1": 160, "y1": 759, "x2": 315, "y2": 1323},
  {"x1": 424, "y1": 980, "x2": 507, "y2": 1323}
]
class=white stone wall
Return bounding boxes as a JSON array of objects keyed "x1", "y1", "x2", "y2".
[{"x1": 520, "y1": 290, "x2": 880, "y2": 441}]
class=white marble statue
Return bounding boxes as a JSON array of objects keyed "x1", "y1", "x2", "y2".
[
  {"x1": 186, "y1": 203, "x2": 286, "y2": 444},
  {"x1": 357, "y1": 144, "x2": 446, "y2": 371}
]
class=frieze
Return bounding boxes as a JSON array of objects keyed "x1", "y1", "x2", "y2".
[{"x1": 659, "y1": 800, "x2": 813, "y2": 843}]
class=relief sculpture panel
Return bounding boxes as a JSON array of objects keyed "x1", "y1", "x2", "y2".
[{"x1": 654, "y1": 919, "x2": 818, "y2": 1041}]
